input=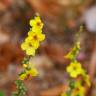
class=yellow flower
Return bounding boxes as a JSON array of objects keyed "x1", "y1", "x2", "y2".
[
  {"x1": 23, "y1": 64, "x2": 28, "y2": 68},
  {"x1": 72, "y1": 82, "x2": 85, "y2": 96},
  {"x1": 26, "y1": 68, "x2": 38, "y2": 77},
  {"x1": 28, "y1": 31, "x2": 45, "y2": 42},
  {"x1": 30, "y1": 16, "x2": 44, "y2": 30},
  {"x1": 19, "y1": 68, "x2": 38, "y2": 80},
  {"x1": 25, "y1": 31, "x2": 45, "y2": 49},
  {"x1": 28, "y1": 63, "x2": 39, "y2": 76},
  {"x1": 21, "y1": 41, "x2": 35, "y2": 56},
  {"x1": 67, "y1": 61, "x2": 84, "y2": 78}
]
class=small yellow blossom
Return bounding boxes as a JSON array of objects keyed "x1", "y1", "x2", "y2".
[
  {"x1": 21, "y1": 42, "x2": 36, "y2": 56},
  {"x1": 28, "y1": 62, "x2": 38, "y2": 76},
  {"x1": 67, "y1": 61, "x2": 84, "y2": 78},
  {"x1": 72, "y1": 82, "x2": 85, "y2": 96},
  {"x1": 25, "y1": 31, "x2": 45, "y2": 49},
  {"x1": 30, "y1": 16, "x2": 43, "y2": 30},
  {"x1": 23, "y1": 64, "x2": 28, "y2": 68},
  {"x1": 26, "y1": 68, "x2": 38, "y2": 77},
  {"x1": 28, "y1": 31, "x2": 45, "y2": 42},
  {"x1": 19, "y1": 68, "x2": 38, "y2": 80}
]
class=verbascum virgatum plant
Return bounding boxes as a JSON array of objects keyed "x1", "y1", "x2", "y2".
[
  {"x1": 12, "y1": 14, "x2": 45, "y2": 96},
  {"x1": 61, "y1": 26, "x2": 91, "y2": 96}
]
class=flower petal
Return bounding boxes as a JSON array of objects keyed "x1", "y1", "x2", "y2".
[
  {"x1": 21, "y1": 42, "x2": 28, "y2": 50},
  {"x1": 26, "y1": 47, "x2": 35, "y2": 56}
]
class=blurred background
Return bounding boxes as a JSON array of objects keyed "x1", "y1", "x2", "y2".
[{"x1": 0, "y1": 0, "x2": 96, "y2": 96}]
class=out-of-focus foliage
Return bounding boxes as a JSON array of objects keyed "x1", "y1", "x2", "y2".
[{"x1": 0, "y1": 91, "x2": 5, "y2": 96}]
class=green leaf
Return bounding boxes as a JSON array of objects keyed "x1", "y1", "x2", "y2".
[{"x1": 69, "y1": 80, "x2": 76, "y2": 89}]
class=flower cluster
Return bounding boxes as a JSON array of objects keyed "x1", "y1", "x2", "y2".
[
  {"x1": 19, "y1": 62, "x2": 38, "y2": 80},
  {"x1": 61, "y1": 26, "x2": 91, "y2": 96},
  {"x1": 21, "y1": 16, "x2": 45, "y2": 56},
  {"x1": 65, "y1": 41, "x2": 90, "y2": 85},
  {"x1": 19, "y1": 15, "x2": 45, "y2": 80}
]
